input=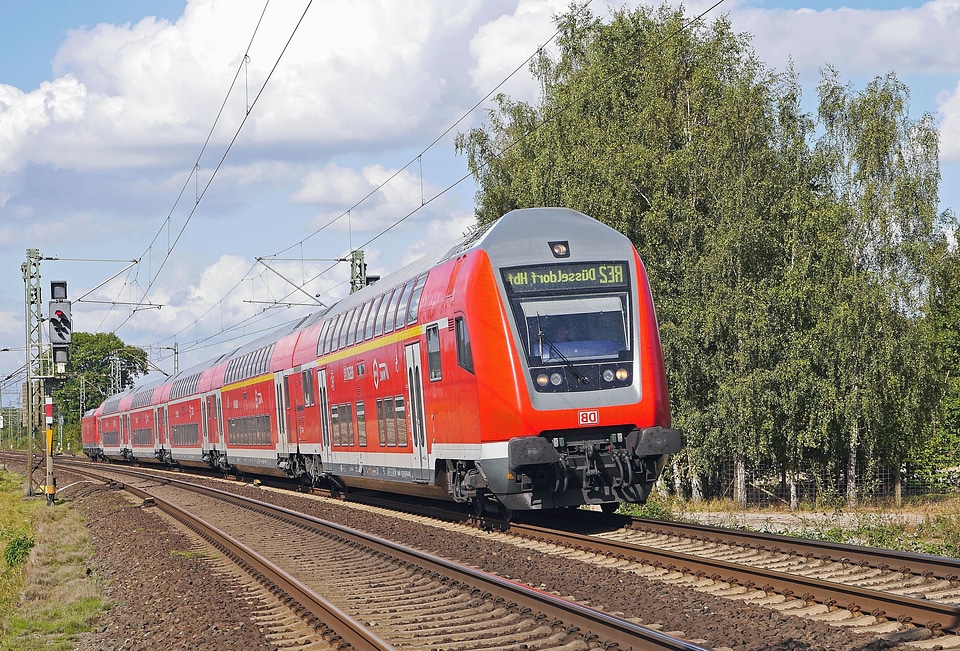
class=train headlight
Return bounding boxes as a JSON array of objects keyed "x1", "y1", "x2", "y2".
[
  {"x1": 550, "y1": 372, "x2": 563, "y2": 386},
  {"x1": 602, "y1": 369, "x2": 615, "y2": 382},
  {"x1": 549, "y1": 241, "x2": 570, "y2": 258},
  {"x1": 616, "y1": 368, "x2": 629, "y2": 381},
  {"x1": 536, "y1": 373, "x2": 549, "y2": 387}
]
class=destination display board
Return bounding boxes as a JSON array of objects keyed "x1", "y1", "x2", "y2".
[{"x1": 502, "y1": 261, "x2": 629, "y2": 294}]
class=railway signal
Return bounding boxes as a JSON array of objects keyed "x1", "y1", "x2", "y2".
[{"x1": 48, "y1": 281, "x2": 71, "y2": 367}]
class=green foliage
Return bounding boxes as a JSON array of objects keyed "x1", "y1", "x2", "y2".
[
  {"x1": 916, "y1": 513, "x2": 960, "y2": 558},
  {"x1": 2, "y1": 534, "x2": 34, "y2": 569},
  {"x1": 50, "y1": 331, "x2": 147, "y2": 451},
  {"x1": 457, "y1": 2, "x2": 958, "y2": 501},
  {"x1": 618, "y1": 498, "x2": 677, "y2": 521},
  {"x1": 0, "y1": 478, "x2": 107, "y2": 650}
]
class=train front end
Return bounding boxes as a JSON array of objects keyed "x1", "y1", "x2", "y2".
[{"x1": 469, "y1": 207, "x2": 681, "y2": 512}]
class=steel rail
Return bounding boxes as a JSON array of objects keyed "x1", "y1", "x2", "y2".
[
  {"x1": 509, "y1": 520, "x2": 960, "y2": 634},
  {"x1": 68, "y1": 466, "x2": 397, "y2": 651},
  {"x1": 628, "y1": 517, "x2": 960, "y2": 582},
  {"x1": 205, "y1": 488, "x2": 710, "y2": 651},
  {"x1": 69, "y1": 462, "x2": 710, "y2": 651}
]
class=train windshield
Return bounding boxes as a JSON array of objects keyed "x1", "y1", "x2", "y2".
[
  {"x1": 518, "y1": 295, "x2": 629, "y2": 363},
  {"x1": 501, "y1": 261, "x2": 633, "y2": 367}
]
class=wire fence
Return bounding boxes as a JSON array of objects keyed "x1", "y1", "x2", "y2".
[{"x1": 661, "y1": 459, "x2": 960, "y2": 508}]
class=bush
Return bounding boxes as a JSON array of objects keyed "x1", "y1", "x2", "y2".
[
  {"x1": 621, "y1": 498, "x2": 677, "y2": 521},
  {"x1": 3, "y1": 534, "x2": 35, "y2": 568}
]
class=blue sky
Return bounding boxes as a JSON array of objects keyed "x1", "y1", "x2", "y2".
[{"x1": 1, "y1": 0, "x2": 959, "y2": 406}]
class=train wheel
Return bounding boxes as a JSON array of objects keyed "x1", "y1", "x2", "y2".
[{"x1": 499, "y1": 502, "x2": 515, "y2": 523}]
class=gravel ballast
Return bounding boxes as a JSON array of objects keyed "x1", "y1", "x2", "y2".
[{"x1": 62, "y1": 472, "x2": 911, "y2": 651}]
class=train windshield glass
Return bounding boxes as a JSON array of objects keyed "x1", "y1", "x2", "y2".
[{"x1": 518, "y1": 296, "x2": 629, "y2": 363}]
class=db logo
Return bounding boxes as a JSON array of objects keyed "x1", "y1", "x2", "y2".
[{"x1": 578, "y1": 410, "x2": 599, "y2": 426}]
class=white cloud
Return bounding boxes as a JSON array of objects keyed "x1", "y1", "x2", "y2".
[
  {"x1": 399, "y1": 211, "x2": 477, "y2": 267},
  {"x1": 0, "y1": 77, "x2": 88, "y2": 173},
  {"x1": 293, "y1": 163, "x2": 444, "y2": 233},
  {"x1": 0, "y1": 0, "x2": 518, "y2": 177},
  {"x1": 731, "y1": 1, "x2": 960, "y2": 78},
  {"x1": 937, "y1": 81, "x2": 960, "y2": 161},
  {"x1": 467, "y1": 0, "x2": 569, "y2": 102}
]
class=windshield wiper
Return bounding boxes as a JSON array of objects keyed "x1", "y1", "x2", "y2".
[{"x1": 536, "y1": 316, "x2": 589, "y2": 385}]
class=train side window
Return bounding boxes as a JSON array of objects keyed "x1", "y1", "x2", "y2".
[
  {"x1": 321, "y1": 318, "x2": 332, "y2": 355},
  {"x1": 356, "y1": 401, "x2": 366, "y2": 446},
  {"x1": 395, "y1": 395, "x2": 407, "y2": 446},
  {"x1": 375, "y1": 291, "x2": 393, "y2": 338},
  {"x1": 455, "y1": 316, "x2": 474, "y2": 373},
  {"x1": 406, "y1": 275, "x2": 427, "y2": 325},
  {"x1": 346, "y1": 308, "x2": 358, "y2": 347},
  {"x1": 383, "y1": 289, "x2": 402, "y2": 335},
  {"x1": 331, "y1": 405, "x2": 340, "y2": 446},
  {"x1": 365, "y1": 295, "x2": 383, "y2": 340},
  {"x1": 328, "y1": 314, "x2": 342, "y2": 353},
  {"x1": 355, "y1": 301, "x2": 371, "y2": 344},
  {"x1": 317, "y1": 320, "x2": 330, "y2": 357},
  {"x1": 393, "y1": 281, "x2": 415, "y2": 331},
  {"x1": 384, "y1": 396, "x2": 396, "y2": 446},
  {"x1": 324, "y1": 318, "x2": 335, "y2": 353},
  {"x1": 426, "y1": 325, "x2": 442, "y2": 381},
  {"x1": 283, "y1": 375, "x2": 291, "y2": 410},
  {"x1": 339, "y1": 309, "x2": 355, "y2": 349},
  {"x1": 343, "y1": 403, "x2": 354, "y2": 446},
  {"x1": 302, "y1": 370, "x2": 314, "y2": 407},
  {"x1": 376, "y1": 398, "x2": 386, "y2": 446}
]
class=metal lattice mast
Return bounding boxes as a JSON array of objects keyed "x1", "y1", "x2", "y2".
[
  {"x1": 21, "y1": 249, "x2": 50, "y2": 495},
  {"x1": 349, "y1": 250, "x2": 366, "y2": 294}
]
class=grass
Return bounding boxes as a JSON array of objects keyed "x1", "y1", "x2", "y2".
[
  {"x1": 170, "y1": 548, "x2": 214, "y2": 560},
  {"x1": 0, "y1": 470, "x2": 108, "y2": 651},
  {"x1": 619, "y1": 493, "x2": 960, "y2": 558}
]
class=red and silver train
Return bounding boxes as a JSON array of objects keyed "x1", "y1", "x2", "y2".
[{"x1": 82, "y1": 207, "x2": 680, "y2": 515}]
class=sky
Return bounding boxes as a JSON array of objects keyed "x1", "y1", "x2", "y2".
[{"x1": 1, "y1": 0, "x2": 959, "y2": 408}]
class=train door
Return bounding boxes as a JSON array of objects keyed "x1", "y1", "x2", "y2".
[
  {"x1": 205, "y1": 394, "x2": 220, "y2": 446},
  {"x1": 275, "y1": 373, "x2": 287, "y2": 456},
  {"x1": 404, "y1": 343, "x2": 429, "y2": 482},
  {"x1": 318, "y1": 368, "x2": 331, "y2": 460},
  {"x1": 156, "y1": 406, "x2": 167, "y2": 461},
  {"x1": 201, "y1": 398, "x2": 209, "y2": 450},
  {"x1": 285, "y1": 370, "x2": 305, "y2": 448}
]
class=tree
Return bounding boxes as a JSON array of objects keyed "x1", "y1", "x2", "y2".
[
  {"x1": 457, "y1": 3, "x2": 822, "y2": 501},
  {"x1": 52, "y1": 332, "x2": 147, "y2": 451},
  {"x1": 814, "y1": 67, "x2": 948, "y2": 507},
  {"x1": 457, "y1": 3, "x2": 954, "y2": 507}
]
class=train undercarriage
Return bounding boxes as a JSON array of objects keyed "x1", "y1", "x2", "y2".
[
  {"x1": 449, "y1": 425, "x2": 682, "y2": 514},
  {"x1": 92, "y1": 425, "x2": 680, "y2": 518}
]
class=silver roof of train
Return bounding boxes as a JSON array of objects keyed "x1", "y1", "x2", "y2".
[{"x1": 116, "y1": 208, "x2": 617, "y2": 398}]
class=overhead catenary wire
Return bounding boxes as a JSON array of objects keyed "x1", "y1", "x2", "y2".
[
  {"x1": 96, "y1": 0, "x2": 301, "y2": 332},
  {"x1": 137, "y1": 0, "x2": 729, "y2": 371},
  {"x1": 143, "y1": 7, "x2": 587, "y2": 357}
]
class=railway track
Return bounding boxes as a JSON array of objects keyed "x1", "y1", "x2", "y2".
[
  {"x1": 8, "y1": 453, "x2": 958, "y2": 648},
  {"x1": 338, "y1": 477, "x2": 960, "y2": 644},
  {"x1": 507, "y1": 519, "x2": 960, "y2": 639},
  {"x1": 59, "y1": 461, "x2": 710, "y2": 651}
]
